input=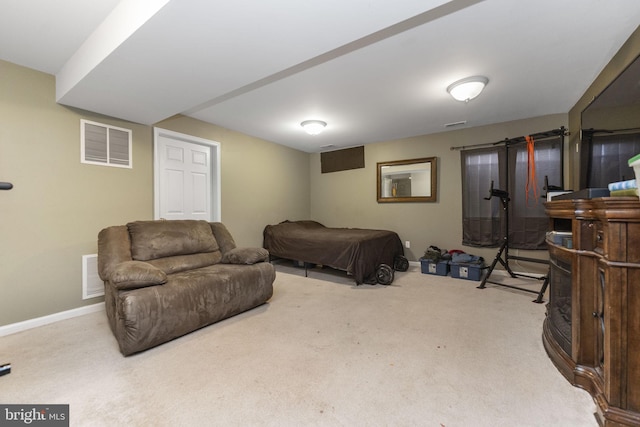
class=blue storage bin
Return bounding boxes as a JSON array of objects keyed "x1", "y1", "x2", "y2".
[
  {"x1": 450, "y1": 262, "x2": 484, "y2": 281},
  {"x1": 420, "y1": 258, "x2": 449, "y2": 276}
]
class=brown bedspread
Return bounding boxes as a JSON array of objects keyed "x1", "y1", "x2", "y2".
[{"x1": 263, "y1": 220, "x2": 404, "y2": 284}]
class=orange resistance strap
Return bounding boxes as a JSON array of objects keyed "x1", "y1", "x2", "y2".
[{"x1": 525, "y1": 135, "x2": 538, "y2": 205}]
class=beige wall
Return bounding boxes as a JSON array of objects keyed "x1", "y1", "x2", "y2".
[
  {"x1": 0, "y1": 60, "x2": 153, "y2": 325},
  {"x1": 0, "y1": 61, "x2": 309, "y2": 326},
  {"x1": 310, "y1": 114, "x2": 567, "y2": 269}
]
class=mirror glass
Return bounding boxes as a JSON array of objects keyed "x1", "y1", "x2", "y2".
[
  {"x1": 377, "y1": 157, "x2": 437, "y2": 202},
  {"x1": 580, "y1": 55, "x2": 640, "y2": 188},
  {"x1": 582, "y1": 55, "x2": 640, "y2": 130}
]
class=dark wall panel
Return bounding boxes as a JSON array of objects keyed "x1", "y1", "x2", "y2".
[{"x1": 321, "y1": 146, "x2": 365, "y2": 173}]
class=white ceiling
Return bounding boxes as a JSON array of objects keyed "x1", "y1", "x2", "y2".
[{"x1": 1, "y1": 0, "x2": 639, "y2": 153}]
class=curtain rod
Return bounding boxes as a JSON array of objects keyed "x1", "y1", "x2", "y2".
[
  {"x1": 450, "y1": 126, "x2": 567, "y2": 151},
  {"x1": 582, "y1": 126, "x2": 640, "y2": 135}
]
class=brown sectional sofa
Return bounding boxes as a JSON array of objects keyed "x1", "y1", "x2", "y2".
[{"x1": 98, "y1": 220, "x2": 275, "y2": 356}]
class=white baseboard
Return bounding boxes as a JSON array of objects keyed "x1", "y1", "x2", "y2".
[{"x1": 0, "y1": 302, "x2": 105, "y2": 337}]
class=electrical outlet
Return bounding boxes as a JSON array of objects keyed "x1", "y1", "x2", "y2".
[{"x1": 405, "y1": 240, "x2": 410, "y2": 248}]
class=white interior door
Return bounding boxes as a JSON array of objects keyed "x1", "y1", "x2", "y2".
[{"x1": 154, "y1": 128, "x2": 221, "y2": 221}]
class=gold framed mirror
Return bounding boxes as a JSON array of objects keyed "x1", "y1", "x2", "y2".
[{"x1": 377, "y1": 157, "x2": 437, "y2": 203}]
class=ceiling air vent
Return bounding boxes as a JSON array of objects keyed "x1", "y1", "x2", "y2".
[{"x1": 445, "y1": 120, "x2": 467, "y2": 128}]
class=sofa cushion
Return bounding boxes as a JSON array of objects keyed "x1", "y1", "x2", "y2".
[
  {"x1": 222, "y1": 247, "x2": 269, "y2": 265},
  {"x1": 147, "y1": 252, "x2": 222, "y2": 275},
  {"x1": 210, "y1": 222, "x2": 237, "y2": 253},
  {"x1": 110, "y1": 261, "x2": 167, "y2": 290},
  {"x1": 127, "y1": 220, "x2": 219, "y2": 261}
]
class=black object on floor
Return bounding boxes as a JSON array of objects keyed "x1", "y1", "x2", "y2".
[{"x1": 0, "y1": 363, "x2": 11, "y2": 376}]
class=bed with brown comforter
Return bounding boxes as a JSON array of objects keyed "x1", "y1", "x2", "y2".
[{"x1": 263, "y1": 220, "x2": 404, "y2": 284}]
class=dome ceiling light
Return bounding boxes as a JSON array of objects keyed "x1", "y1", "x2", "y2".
[
  {"x1": 447, "y1": 76, "x2": 489, "y2": 102},
  {"x1": 301, "y1": 120, "x2": 327, "y2": 135}
]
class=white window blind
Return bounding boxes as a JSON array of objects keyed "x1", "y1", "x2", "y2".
[{"x1": 81, "y1": 119, "x2": 132, "y2": 168}]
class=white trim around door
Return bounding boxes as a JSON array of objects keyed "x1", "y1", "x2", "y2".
[{"x1": 153, "y1": 127, "x2": 221, "y2": 222}]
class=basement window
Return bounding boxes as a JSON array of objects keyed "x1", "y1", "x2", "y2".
[
  {"x1": 81, "y1": 119, "x2": 132, "y2": 168},
  {"x1": 461, "y1": 135, "x2": 562, "y2": 249}
]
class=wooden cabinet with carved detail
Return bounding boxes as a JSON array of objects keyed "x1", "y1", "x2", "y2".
[{"x1": 544, "y1": 197, "x2": 640, "y2": 427}]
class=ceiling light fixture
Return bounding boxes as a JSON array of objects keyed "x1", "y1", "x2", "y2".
[
  {"x1": 447, "y1": 76, "x2": 489, "y2": 102},
  {"x1": 301, "y1": 120, "x2": 327, "y2": 135}
]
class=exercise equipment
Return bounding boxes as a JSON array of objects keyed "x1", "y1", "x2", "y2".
[{"x1": 477, "y1": 181, "x2": 549, "y2": 303}]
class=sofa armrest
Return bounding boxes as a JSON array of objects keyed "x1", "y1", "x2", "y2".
[
  {"x1": 98, "y1": 225, "x2": 133, "y2": 281},
  {"x1": 221, "y1": 247, "x2": 269, "y2": 265},
  {"x1": 109, "y1": 261, "x2": 167, "y2": 290}
]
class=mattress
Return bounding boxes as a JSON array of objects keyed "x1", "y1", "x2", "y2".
[{"x1": 263, "y1": 220, "x2": 404, "y2": 284}]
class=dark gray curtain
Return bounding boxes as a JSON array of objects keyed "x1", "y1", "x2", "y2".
[
  {"x1": 581, "y1": 131, "x2": 640, "y2": 188},
  {"x1": 461, "y1": 146, "x2": 506, "y2": 247},
  {"x1": 461, "y1": 136, "x2": 562, "y2": 249},
  {"x1": 508, "y1": 138, "x2": 562, "y2": 249}
]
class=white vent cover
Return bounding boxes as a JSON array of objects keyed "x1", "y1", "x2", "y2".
[
  {"x1": 82, "y1": 254, "x2": 104, "y2": 299},
  {"x1": 81, "y1": 119, "x2": 132, "y2": 168}
]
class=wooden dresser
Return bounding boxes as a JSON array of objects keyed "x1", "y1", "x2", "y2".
[{"x1": 544, "y1": 197, "x2": 640, "y2": 427}]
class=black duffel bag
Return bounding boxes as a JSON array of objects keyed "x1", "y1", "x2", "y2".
[{"x1": 394, "y1": 255, "x2": 409, "y2": 272}]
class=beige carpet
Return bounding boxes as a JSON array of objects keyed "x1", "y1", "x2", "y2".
[{"x1": 1, "y1": 263, "x2": 597, "y2": 426}]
